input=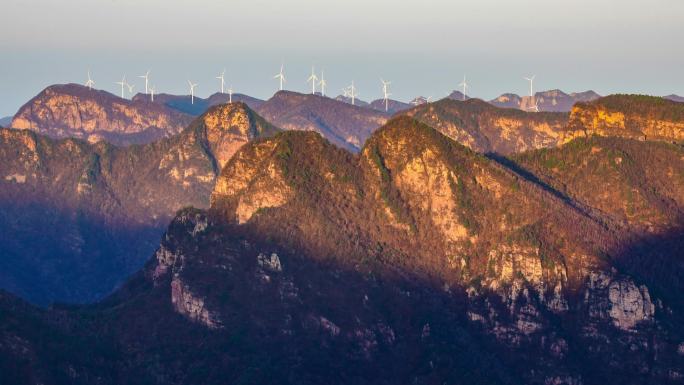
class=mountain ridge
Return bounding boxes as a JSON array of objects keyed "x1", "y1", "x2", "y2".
[{"x1": 10, "y1": 84, "x2": 195, "y2": 145}]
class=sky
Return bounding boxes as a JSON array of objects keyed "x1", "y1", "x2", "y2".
[{"x1": 1, "y1": 0, "x2": 683, "y2": 117}]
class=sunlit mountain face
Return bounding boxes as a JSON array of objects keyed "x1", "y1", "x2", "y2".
[{"x1": 1, "y1": 0, "x2": 683, "y2": 383}]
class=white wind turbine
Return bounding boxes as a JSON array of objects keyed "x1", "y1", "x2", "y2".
[
  {"x1": 138, "y1": 70, "x2": 151, "y2": 94},
  {"x1": 148, "y1": 84, "x2": 156, "y2": 102},
  {"x1": 188, "y1": 80, "x2": 198, "y2": 104},
  {"x1": 216, "y1": 69, "x2": 226, "y2": 94},
  {"x1": 115, "y1": 75, "x2": 127, "y2": 98},
  {"x1": 380, "y1": 78, "x2": 392, "y2": 112},
  {"x1": 126, "y1": 82, "x2": 135, "y2": 97},
  {"x1": 318, "y1": 70, "x2": 327, "y2": 97},
  {"x1": 227, "y1": 85, "x2": 233, "y2": 103},
  {"x1": 345, "y1": 81, "x2": 358, "y2": 105},
  {"x1": 274, "y1": 64, "x2": 286, "y2": 91},
  {"x1": 458, "y1": 75, "x2": 469, "y2": 101},
  {"x1": 307, "y1": 66, "x2": 319, "y2": 94},
  {"x1": 85, "y1": 70, "x2": 95, "y2": 90},
  {"x1": 524, "y1": 75, "x2": 539, "y2": 111}
]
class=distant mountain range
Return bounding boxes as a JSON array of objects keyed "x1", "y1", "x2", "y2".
[
  {"x1": 132, "y1": 92, "x2": 265, "y2": 115},
  {"x1": 255, "y1": 91, "x2": 388, "y2": 152},
  {"x1": 0, "y1": 116, "x2": 11, "y2": 127},
  {"x1": 368, "y1": 98, "x2": 412, "y2": 114},
  {"x1": 664, "y1": 94, "x2": 684, "y2": 103}
]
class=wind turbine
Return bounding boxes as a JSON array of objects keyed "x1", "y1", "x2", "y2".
[
  {"x1": 138, "y1": 70, "x2": 150, "y2": 94},
  {"x1": 380, "y1": 78, "x2": 391, "y2": 112},
  {"x1": 524, "y1": 75, "x2": 537, "y2": 111},
  {"x1": 115, "y1": 75, "x2": 127, "y2": 98},
  {"x1": 274, "y1": 64, "x2": 286, "y2": 91},
  {"x1": 318, "y1": 70, "x2": 327, "y2": 97},
  {"x1": 216, "y1": 69, "x2": 226, "y2": 94},
  {"x1": 307, "y1": 66, "x2": 319, "y2": 94},
  {"x1": 85, "y1": 70, "x2": 95, "y2": 90},
  {"x1": 458, "y1": 75, "x2": 468, "y2": 101},
  {"x1": 188, "y1": 80, "x2": 198, "y2": 104},
  {"x1": 126, "y1": 82, "x2": 135, "y2": 97},
  {"x1": 149, "y1": 85, "x2": 156, "y2": 102},
  {"x1": 349, "y1": 81, "x2": 359, "y2": 105}
]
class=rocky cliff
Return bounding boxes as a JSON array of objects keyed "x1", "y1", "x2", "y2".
[
  {"x1": 402, "y1": 98, "x2": 573, "y2": 154},
  {"x1": 0, "y1": 102, "x2": 278, "y2": 305},
  {"x1": 11, "y1": 84, "x2": 194, "y2": 145},
  {"x1": 569, "y1": 94, "x2": 684, "y2": 143}
]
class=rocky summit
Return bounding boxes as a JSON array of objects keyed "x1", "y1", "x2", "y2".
[
  {"x1": 1, "y1": 111, "x2": 682, "y2": 384},
  {"x1": 0, "y1": 102, "x2": 278, "y2": 305},
  {"x1": 11, "y1": 84, "x2": 195, "y2": 145}
]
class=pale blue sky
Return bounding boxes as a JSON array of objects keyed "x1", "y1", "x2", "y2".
[{"x1": 1, "y1": 0, "x2": 682, "y2": 116}]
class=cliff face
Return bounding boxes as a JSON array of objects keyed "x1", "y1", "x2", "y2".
[
  {"x1": 0, "y1": 102, "x2": 277, "y2": 305},
  {"x1": 569, "y1": 95, "x2": 684, "y2": 143},
  {"x1": 402, "y1": 98, "x2": 573, "y2": 154},
  {"x1": 255, "y1": 91, "x2": 388, "y2": 152},
  {"x1": 206, "y1": 118, "x2": 684, "y2": 383},
  {"x1": 10, "y1": 84, "x2": 194, "y2": 145}
]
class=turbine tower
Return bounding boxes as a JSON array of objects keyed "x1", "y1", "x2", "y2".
[
  {"x1": 458, "y1": 75, "x2": 469, "y2": 101},
  {"x1": 318, "y1": 70, "x2": 327, "y2": 97},
  {"x1": 149, "y1": 85, "x2": 156, "y2": 102},
  {"x1": 85, "y1": 70, "x2": 95, "y2": 90},
  {"x1": 227, "y1": 86, "x2": 233, "y2": 103},
  {"x1": 115, "y1": 75, "x2": 127, "y2": 98},
  {"x1": 307, "y1": 66, "x2": 319, "y2": 94},
  {"x1": 188, "y1": 80, "x2": 198, "y2": 105},
  {"x1": 138, "y1": 70, "x2": 150, "y2": 94},
  {"x1": 524, "y1": 75, "x2": 537, "y2": 111},
  {"x1": 380, "y1": 78, "x2": 391, "y2": 112},
  {"x1": 346, "y1": 81, "x2": 358, "y2": 105},
  {"x1": 216, "y1": 69, "x2": 226, "y2": 94},
  {"x1": 274, "y1": 64, "x2": 286, "y2": 91}
]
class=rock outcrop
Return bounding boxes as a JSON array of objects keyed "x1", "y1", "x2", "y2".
[
  {"x1": 401, "y1": 98, "x2": 573, "y2": 154},
  {"x1": 568, "y1": 94, "x2": 684, "y2": 143},
  {"x1": 11, "y1": 84, "x2": 194, "y2": 145}
]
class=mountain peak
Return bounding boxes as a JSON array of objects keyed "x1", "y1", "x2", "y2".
[
  {"x1": 187, "y1": 102, "x2": 280, "y2": 170},
  {"x1": 11, "y1": 83, "x2": 193, "y2": 145}
]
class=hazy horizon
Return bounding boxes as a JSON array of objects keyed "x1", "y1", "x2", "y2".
[{"x1": 1, "y1": 0, "x2": 683, "y2": 117}]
